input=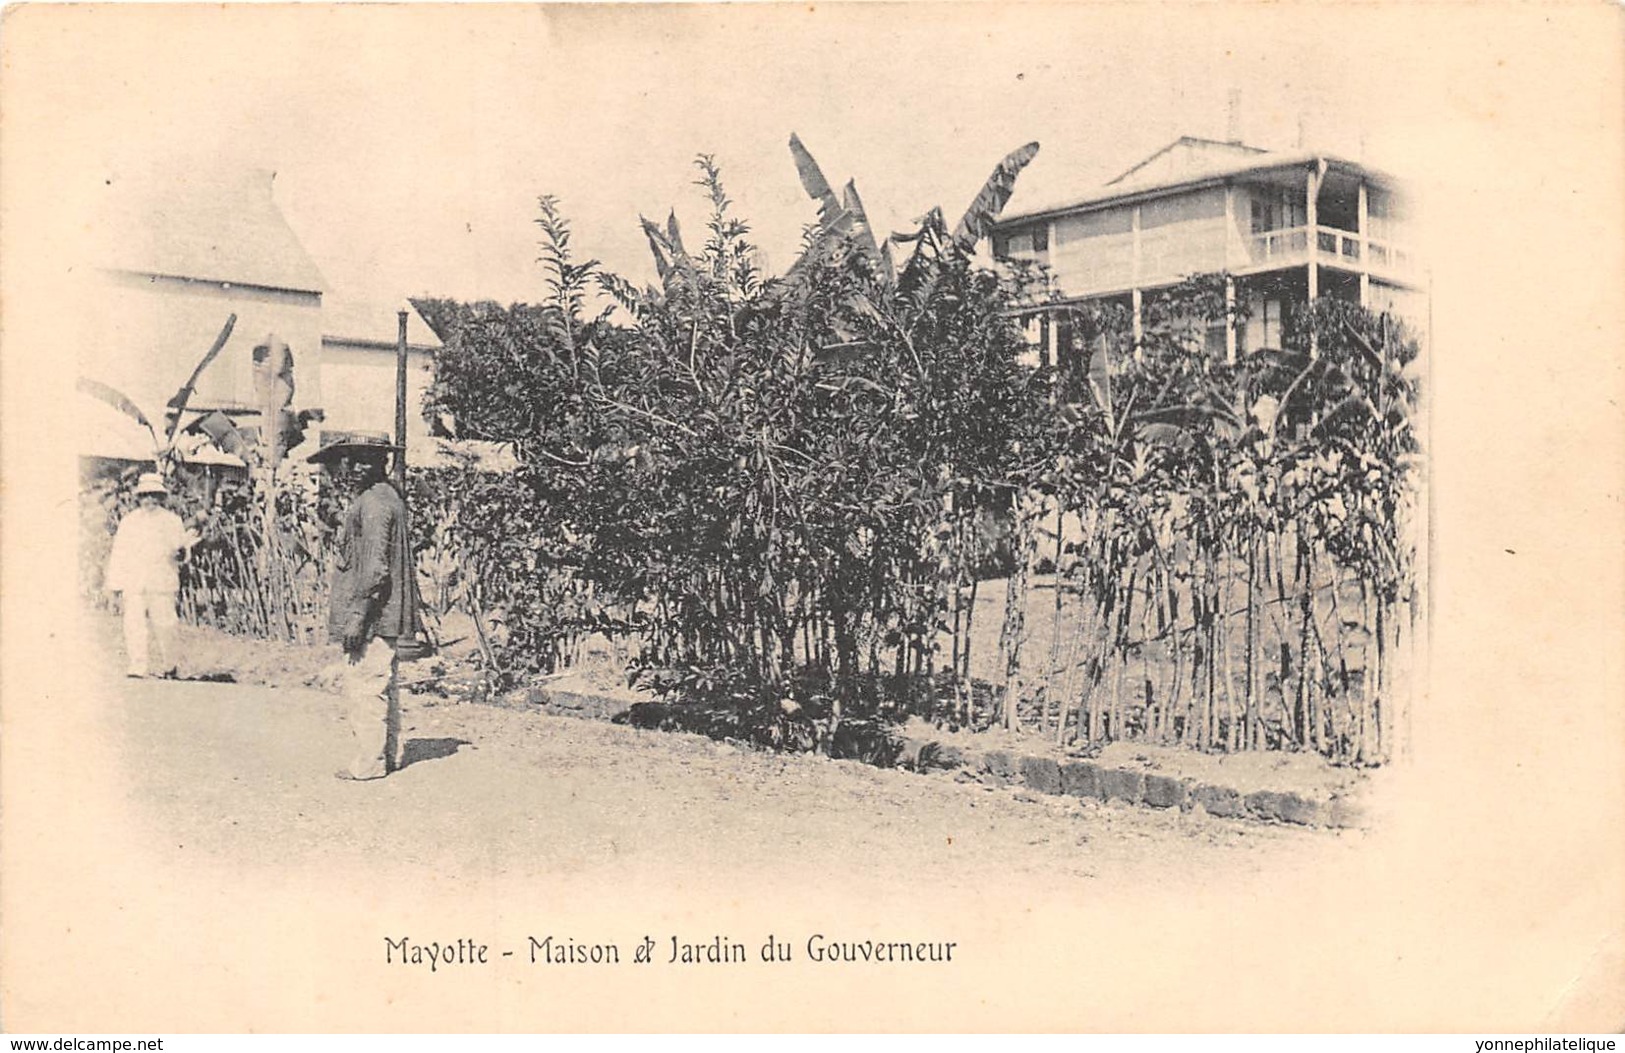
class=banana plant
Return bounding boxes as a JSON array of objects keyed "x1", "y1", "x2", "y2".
[{"x1": 77, "y1": 312, "x2": 237, "y2": 469}]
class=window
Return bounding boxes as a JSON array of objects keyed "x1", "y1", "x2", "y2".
[
  {"x1": 1249, "y1": 188, "x2": 1307, "y2": 234},
  {"x1": 1243, "y1": 296, "x2": 1284, "y2": 351},
  {"x1": 996, "y1": 226, "x2": 1046, "y2": 257},
  {"x1": 1366, "y1": 187, "x2": 1409, "y2": 243}
]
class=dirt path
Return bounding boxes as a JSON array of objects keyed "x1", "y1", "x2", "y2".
[
  {"x1": 87, "y1": 615, "x2": 1339, "y2": 897},
  {"x1": 3, "y1": 617, "x2": 1398, "y2": 1032}
]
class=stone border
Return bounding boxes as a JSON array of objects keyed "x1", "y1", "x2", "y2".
[
  {"x1": 898, "y1": 736, "x2": 1363, "y2": 829},
  {"x1": 519, "y1": 684, "x2": 638, "y2": 722},
  {"x1": 501, "y1": 683, "x2": 1365, "y2": 830}
]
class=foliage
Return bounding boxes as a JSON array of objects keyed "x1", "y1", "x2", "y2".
[
  {"x1": 1030, "y1": 284, "x2": 1424, "y2": 762},
  {"x1": 407, "y1": 463, "x2": 614, "y2": 685},
  {"x1": 422, "y1": 146, "x2": 1055, "y2": 744},
  {"x1": 79, "y1": 462, "x2": 336, "y2": 643},
  {"x1": 80, "y1": 137, "x2": 1425, "y2": 768},
  {"x1": 418, "y1": 141, "x2": 1423, "y2": 763}
]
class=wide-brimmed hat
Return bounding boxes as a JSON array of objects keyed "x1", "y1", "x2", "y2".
[
  {"x1": 134, "y1": 472, "x2": 169, "y2": 496},
  {"x1": 306, "y1": 431, "x2": 403, "y2": 465}
]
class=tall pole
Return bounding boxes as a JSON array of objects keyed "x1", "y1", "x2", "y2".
[
  {"x1": 395, "y1": 309, "x2": 409, "y2": 487},
  {"x1": 394, "y1": 307, "x2": 420, "y2": 651},
  {"x1": 1307, "y1": 160, "x2": 1323, "y2": 357}
]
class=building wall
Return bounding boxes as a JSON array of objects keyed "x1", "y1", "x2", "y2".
[
  {"x1": 80, "y1": 270, "x2": 323, "y2": 459},
  {"x1": 318, "y1": 342, "x2": 436, "y2": 452},
  {"x1": 1000, "y1": 154, "x2": 1424, "y2": 379},
  {"x1": 1051, "y1": 208, "x2": 1132, "y2": 293},
  {"x1": 1137, "y1": 186, "x2": 1230, "y2": 285},
  {"x1": 1036, "y1": 176, "x2": 1418, "y2": 300},
  {"x1": 1033, "y1": 186, "x2": 1253, "y2": 299}
]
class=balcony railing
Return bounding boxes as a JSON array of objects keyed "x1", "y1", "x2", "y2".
[
  {"x1": 1365, "y1": 239, "x2": 1418, "y2": 277},
  {"x1": 1248, "y1": 226, "x2": 1310, "y2": 264},
  {"x1": 1246, "y1": 225, "x2": 1419, "y2": 279}
]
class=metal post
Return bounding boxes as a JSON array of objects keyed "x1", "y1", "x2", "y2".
[
  {"x1": 1306, "y1": 163, "x2": 1320, "y2": 301},
  {"x1": 1224, "y1": 184, "x2": 1239, "y2": 362},
  {"x1": 1130, "y1": 204, "x2": 1144, "y2": 361},
  {"x1": 1131, "y1": 287, "x2": 1143, "y2": 362},
  {"x1": 395, "y1": 309, "x2": 408, "y2": 487}
]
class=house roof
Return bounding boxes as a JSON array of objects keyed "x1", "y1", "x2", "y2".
[
  {"x1": 999, "y1": 138, "x2": 1400, "y2": 227},
  {"x1": 322, "y1": 299, "x2": 443, "y2": 352},
  {"x1": 1105, "y1": 136, "x2": 1269, "y2": 187},
  {"x1": 98, "y1": 168, "x2": 326, "y2": 294}
]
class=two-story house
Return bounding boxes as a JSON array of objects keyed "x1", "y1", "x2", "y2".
[{"x1": 991, "y1": 136, "x2": 1425, "y2": 376}]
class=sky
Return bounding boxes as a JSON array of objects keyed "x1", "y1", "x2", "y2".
[{"x1": 11, "y1": 3, "x2": 1489, "y2": 314}]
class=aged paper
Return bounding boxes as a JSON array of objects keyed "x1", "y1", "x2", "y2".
[{"x1": 3, "y1": 2, "x2": 1622, "y2": 1033}]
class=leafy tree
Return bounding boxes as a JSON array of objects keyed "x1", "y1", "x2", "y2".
[{"x1": 420, "y1": 144, "x2": 1052, "y2": 744}]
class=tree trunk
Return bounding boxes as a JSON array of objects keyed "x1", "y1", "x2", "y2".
[
  {"x1": 1374, "y1": 593, "x2": 1387, "y2": 763},
  {"x1": 1245, "y1": 531, "x2": 1260, "y2": 751},
  {"x1": 1047, "y1": 502, "x2": 1065, "y2": 738},
  {"x1": 962, "y1": 573, "x2": 980, "y2": 726}
]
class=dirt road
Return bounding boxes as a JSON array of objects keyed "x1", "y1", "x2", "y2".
[
  {"x1": 7, "y1": 620, "x2": 1481, "y2": 1033},
  {"x1": 95, "y1": 622, "x2": 1327, "y2": 894}
]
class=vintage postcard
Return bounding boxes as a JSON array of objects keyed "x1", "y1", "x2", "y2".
[{"x1": 2, "y1": 2, "x2": 1621, "y2": 1034}]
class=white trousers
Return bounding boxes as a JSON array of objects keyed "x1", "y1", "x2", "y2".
[
  {"x1": 122, "y1": 590, "x2": 179, "y2": 677},
  {"x1": 342, "y1": 636, "x2": 400, "y2": 780}
]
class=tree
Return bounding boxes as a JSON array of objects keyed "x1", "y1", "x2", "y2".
[{"x1": 421, "y1": 143, "x2": 1051, "y2": 745}]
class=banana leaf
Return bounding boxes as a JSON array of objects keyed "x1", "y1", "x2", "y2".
[
  {"x1": 788, "y1": 133, "x2": 850, "y2": 232},
  {"x1": 841, "y1": 180, "x2": 882, "y2": 265},
  {"x1": 78, "y1": 377, "x2": 159, "y2": 453},
  {"x1": 952, "y1": 142, "x2": 1040, "y2": 251},
  {"x1": 639, "y1": 215, "x2": 674, "y2": 281},
  {"x1": 185, "y1": 409, "x2": 251, "y2": 457},
  {"x1": 664, "y1": 210, "x2": 688, "y2": 259},
  {"x1": 639, "y1": 214, "x2": 699, "y2": 290},
  {"x1": 164, "y1": 313, "x2": 238, "y2": 443}
]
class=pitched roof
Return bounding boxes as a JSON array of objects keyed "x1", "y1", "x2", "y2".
[
  {"x1": 1000, "y1": 140, "x2": 1397, "y2": 227},
  {"x1": 1105, "y1": 136, "x2": 1269, "y2": 186},
  {"x1": 97, "y1": 167, "x2": 326, "y2": 294},
  {"x1": 322, "y1": 299, "x2": 443, "y2": 352}
]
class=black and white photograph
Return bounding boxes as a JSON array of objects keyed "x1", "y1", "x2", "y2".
[{"x1": 2, "y1": 2, "x2": 1622, "y2": 1036}]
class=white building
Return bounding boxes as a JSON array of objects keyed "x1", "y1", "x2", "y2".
[
  {"x1": 991, "y1": 136, "x2": 1426, "y2": 375},
  {"x1": 81, "y1": 168, "x2": 327, "y2": 463},
  {"x1": 318, "y1": 299, "x2": 442, "y2": 460},
  {"x1": 79, "y1": 168, "x2": 463, "y2": 470}
]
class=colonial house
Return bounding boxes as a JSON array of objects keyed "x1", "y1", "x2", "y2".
[{"x1": 990, "y1": 136, "x2": 1425, "y2": 375}]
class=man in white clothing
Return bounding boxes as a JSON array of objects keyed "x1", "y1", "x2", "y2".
[{"x1": 105, "y1": 472, "x2": 199, "y2": 678}]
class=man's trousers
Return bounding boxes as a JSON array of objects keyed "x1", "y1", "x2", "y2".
[
  {"x1": 122, "y1": 590, "x2": 179, "y2": 678},
  {"x1": 341, "y1": 635, "x2": 400, "y2": 780}
]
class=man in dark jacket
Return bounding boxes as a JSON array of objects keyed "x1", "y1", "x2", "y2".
[{"x1": 309, "y1": 433, "x2": 420, "y2": 781}]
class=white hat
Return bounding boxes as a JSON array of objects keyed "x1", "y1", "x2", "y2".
[{"x1": 134, "y1": 472, "x2": 169, "y2": 496}]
